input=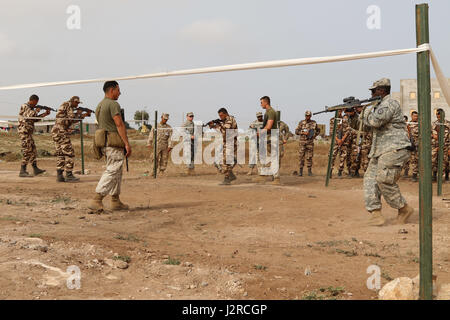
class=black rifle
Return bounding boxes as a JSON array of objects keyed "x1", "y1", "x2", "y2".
[
  {"x1": 34, "y1": 105, "x2": 57, "y2": 112},
  {"x1": 75, "y1": 107, "x2": 95, "y2": 116},
  {"x1": 313, "y1": 96, "x2": 382, "y2": 115},
  {"x1": 202, "y1": 119, "x2": 223, "y2": 127},
  {"x1": 120, "y1": 108, "x2": 129, "y2": 172}
]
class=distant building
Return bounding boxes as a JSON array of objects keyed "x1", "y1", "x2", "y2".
[{"x1": 392, "y1": 78, "x2": 450, "y2": 121}]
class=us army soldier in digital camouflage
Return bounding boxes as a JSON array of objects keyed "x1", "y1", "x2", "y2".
[{"x1": 363, "y1": 78, "x2": 414, "y2": 227}]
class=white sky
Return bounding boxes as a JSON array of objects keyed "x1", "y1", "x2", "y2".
[{"x1": 0, "y1": 0, "x2": 449, "y2": 131}]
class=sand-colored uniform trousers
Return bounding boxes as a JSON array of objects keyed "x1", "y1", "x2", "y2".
[
  {"x1": 18, "y1": 103, "x2": 38, "y2": 166},
  {"x1": 295, "y1": 120, "x2": 318, "y2": 169},
  {"x1": 364, "y1": 149, "x2": 410, "y2": 211},
  {"x1": 216, "y1": 115, "x2": 238, "y2": 179},
  {"x1": 95, "y1": 147, "x2": 125, "y2": 196},
  {"x1": 147, "y1": 124, "x2": 173, "y2": 172},
  {"x1": 52, "y1": 127, "x2": 75, "y2": 171},
  {"x1": 360, "y1": 131, "x2": 373, "y2": 173}
]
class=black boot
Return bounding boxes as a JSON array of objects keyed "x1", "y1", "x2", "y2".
[
  {"x1": 432, "y1": 171, "x2": 437, "y2": 182},
  {"x1": 412, "y1": 173, "x2": 418, "y2": 182},
  {"x1": 308, "y1": 168, "x2": 313, "y2": 176},
  {"x1": 19, "y1": 164, "x2": 32, "y2": 177},
  {"x1": 56, "y1": 169, "x2": 65, "y2": 182},
  {"x1": 65, "y1": 171, "x2": 80, "y2": 182},
  {"x1": 32, "y1": 161, "x2": 45, "y2": 176},
  {"x1": 298, "y1": 168, "x2": 303, "y2": 177},
  {"x1": 446, "y1": 170, "x2": 449, "y2": 181}
]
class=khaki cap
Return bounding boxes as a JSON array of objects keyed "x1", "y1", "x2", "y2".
[
  {"x1": 256, "y1": 112, "x2": 263, "y2": 117},
  {"x1": 369, "y1": 78, "x2": 391, "y2": 90},
  {"x1": 187, "y1": 112, "x2": 194, "y2": 117},
  {"x1": 162, "y1": 113, "x2": 169, "y2": 120},
  {"x1": 305, "y1": 110, "x2": 312, "y2": 116}
]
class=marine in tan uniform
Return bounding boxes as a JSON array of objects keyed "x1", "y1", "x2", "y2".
[
  {"x1": 247, "y1": 112, "x2": 264, "y2": 175},
  {"x1": 431, "y1": 108, "x2": 450, "y2": 182},
  {"x1": 183, "y1": 112, "x2": 195, "y2": 175},
  {"x1": 18, "y1": 95, "x2": 51, "y2": 177},
  {"x1": 147, "y1": 113, "x2": 173, "y2": 175},
  {"x1": 295, "y1": 110, "x2": 319, "y2": 176},
  {"x1": 88, "y1": 81, "x2": 131, "y2": 212}
]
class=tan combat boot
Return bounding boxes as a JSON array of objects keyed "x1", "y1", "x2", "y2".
[
  {"x1": 88, "y1": 193, "x2": 104, "y2": 211},
  {"x1": 397, "y1": 204, "x2": 414, "y2": 224},
  {"x1": 111, "y1": 195, "x2": 129, "y2": 211},
  {"x1": 270, "y1": 177, "x2": 281, "y2": 185},
  {"x1": 368, "y1": 209, "x2": 386, "y2": 226}
]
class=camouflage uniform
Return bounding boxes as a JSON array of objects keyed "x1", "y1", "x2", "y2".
[
  {"x1": 363, "y1": 94, "x2": 411, "y2": 212},
  {"x1": 248, "y1": 118, "x2": 264, "y2": 169},
  {"x1": 147, "y1": 119, "x2": 173, "y2": 172},
  {"x1": 51, "y1": 101, "x2": 77, "y2": 172},
  {"x1": 347, "y1": 114, "x2": 360, "y2": 174},
  {"x1": 18, "y1": 103, "x2": 38, "y2": 165},
  {"x1": 331, "y1": 117, "x2": 351, "y2": 171},
  {"x1": 407, "y1": 121, "x2": 419, "y2": 175},
  {"x1": 214, "y1": 115, "x2": 238, "y2": 179},
  {"x1": 295, "y1": 119, "x2": 319, "y2": 169},
  {"x1": 183, "y1": 115, "x2": 195, "y2": 169},
  {"x1": 431, "y1": 119, "x2": 450, "y2": 173}
]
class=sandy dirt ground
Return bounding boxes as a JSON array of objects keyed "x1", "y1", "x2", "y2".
[{"x1": 0, "y1": 133, "x2": 450, "y2": 300}]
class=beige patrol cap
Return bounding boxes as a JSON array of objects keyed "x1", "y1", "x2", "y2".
[
  {"x1": 256, "y1": 112, "x2": 263, "y2": 117},
  {"x1": 305, "y1": 110, "x2": 312, "y2": 116},
  {"x1": 369, "y1": 78, "x2": 391, "y2": 90},
  {"x1": 70, "y1": 96, "x2": 82, "y2": 104},
  {"x1": 187, "y1": 112, "x2": 194, "y2": 117},
  {"x1": 162, "y1": 113, "x2": 169, "y2": 120}
]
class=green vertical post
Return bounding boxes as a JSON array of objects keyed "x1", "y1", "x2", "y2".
[
  {"x1": 416, "y1": 3, "x2": 433, "y2": 300},
  {"x1": 80, "y1": 120, "x2": 85, "y2": 175},
  {"x1": 437, "y1": 110, "x2": 445, "y2": 196},
  {"x1": 153, "y1": 111, "x2": 158, "y2": 179},
  {"x1": 325, "y1": 111, "x2": 338, "y2": 186}
]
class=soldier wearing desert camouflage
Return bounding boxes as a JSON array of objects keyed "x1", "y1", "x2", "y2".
[
  {"x1": 431, "y1": 108, "x2": 450, "y2": 182},
  {"x1": 52, "y1": 96, "x2": 90, "y2": 182},
  {"x1": 295, "y1": 110, "x2": 319, "y2": 176},
  {"x1": 407, "y1": 110, "x2": 419, "y2": 182},
  {"x1": 209, "y1": 108, "x2": 238, "y2": 185},
  {"x1": 247, "y1": 112, "x2": 264, "y2": 175},
  {"x1": 147, "y1": 113, "x2": 173, "y2": 175},
  {"x1": 18, "y1": 94, "x2": 50, "y2": 178}
]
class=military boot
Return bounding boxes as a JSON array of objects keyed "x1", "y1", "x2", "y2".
[
  {"x1": 32, "y1": 161, "x2": 45, "y2": 176},
  {"x1": 56, "y1": 169, "x2": 65, "y2": 182},
  {"x1": 219, "y1": 176, "x2": 232, "y2": 185},
  {"x1": 19, "y1": 164, "x2": 33, "y2": 178},
  {"x1": 354, "y1": 170, "x2": 360, "y2": 178},
  {"x1": 412, "y1": 173, "x2": 418, "y2": 182},
  {"x1": 88, "y1": 193, "x2": 104, "y2": 211},
  {"x1": 368, "y1": 210, "x2": 386, "y2": 226},
  {"x1": 65, "y1": 171, "x2": 80, "y2": 182},
  {"x1": 308, "y1": 168, "x2": 313, "y2": 176},
  {"x1": 446, "y1": 170, "x2": 449, "y2": 181},
  {"x1": 229, "y1": 171, "x2": 237, "y2": 182},
  {"x1": 432, "y1": 171, "x2": 437, "y2": 182},
  {"x1": 111, "y1": 195, "x2": 129, "y2": 210},
  {"x1": 298, "y1": 168, "x2": 303, "y2": 177},
  {"x1": 338, "y1": 170, "x2": 342, "y2": 177},
  {"x1": 397, "y1": 204, "x2": 414, "y2": 224},
  {"x1": 270, "y1": 177, "x2": 281, "y2": 185}
]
